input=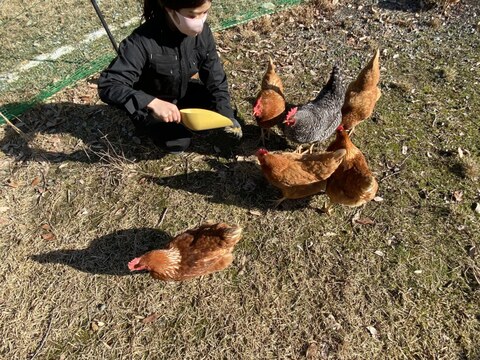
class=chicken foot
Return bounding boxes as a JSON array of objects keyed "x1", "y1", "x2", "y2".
[
  {"x1": 320, "y1": 200, "x2": 334, "y2": 215},
  {"x1": 269, "y1": 196, "x2": 287, "y2": 208}
]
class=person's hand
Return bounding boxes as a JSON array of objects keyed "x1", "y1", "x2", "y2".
[
  {"x1": 147, "y1": 98, "x2": 181, "y2": 123},
  {"x1": 224, "y1": 117, "x2": 243, "y2": 140}
]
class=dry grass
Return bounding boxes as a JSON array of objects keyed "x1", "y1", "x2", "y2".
[{"x1": 1, "y1": 0, "x2": 480, "y2": 359}]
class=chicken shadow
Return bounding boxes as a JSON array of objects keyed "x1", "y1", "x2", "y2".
[
  {"x1": 144, "y1": 158, "x2": 317, "y2": 211},
  {"x1": 31, "y1": 228, "x2": 170, "y2": 275}
]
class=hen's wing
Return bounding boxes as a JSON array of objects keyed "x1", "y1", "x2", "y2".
[
  {"x1": 264, "y1": 154, "x2": 321, "y2": 187},
  {"x1": 171, "y1": 223, "x2": 241, "y2": 254},
  {"x1": 170, "y1": 223, "x2": 241, "y2": 272},
  {"x1": 283, "y1": 149, "x2": 346, "y2": 180}
]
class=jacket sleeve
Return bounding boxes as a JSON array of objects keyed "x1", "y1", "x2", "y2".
[
  {"x1": 198, "y1": 25, "x2": 235, "y2": 121},
  {"x1": 97, "y1": 34, "x2": 155, "y2": 116}
]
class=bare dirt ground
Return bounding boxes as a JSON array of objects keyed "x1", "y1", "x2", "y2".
[{"x1": 1, "y1": 0, "x2": 479, "y2": 359}]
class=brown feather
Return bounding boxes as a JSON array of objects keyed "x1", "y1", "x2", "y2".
[
  {"x1": 257, "y1": 149, "x2": 346, "y2": 201},
  {"x1": 131, "y1": 223, "x2": 242, "y2": 281},
  {"x1": 326, "y1": 129, "x2": 378, "y2": 207},
  {"x1": 341, "y1": 49, "x2": 381, "y2": 130},
  {"x1": 254, "y1": 57, "x2": 286, "y2": 128}
]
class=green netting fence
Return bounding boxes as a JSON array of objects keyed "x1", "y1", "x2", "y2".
[{"x1": 0, "y1": 0, "x2": 304, "y2": 124}]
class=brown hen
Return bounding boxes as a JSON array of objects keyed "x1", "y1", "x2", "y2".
[
  {"x1": 341, "y1": 49, "x2": 381, "y2": 133},
  {"x1": 128, "y1": 222, "x2": 242, "y2": 281},
  {"x1": 253, "y1": 57, "x2": 286, "y2": 144},
  {"x1": 256, "y1": 148, "x2": 346, "y2": 207},
  {"x1": 325, "y1": 125, "x2": 378, "y2": 212}
]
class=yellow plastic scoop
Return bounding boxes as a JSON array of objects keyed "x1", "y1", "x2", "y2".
[{"x1": 180, "y1": 108, "x2": 233, "y2": 131}]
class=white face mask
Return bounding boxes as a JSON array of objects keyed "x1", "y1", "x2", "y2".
[{"x1": 168, "y1": 10, "x2": 207, "y2": 37}]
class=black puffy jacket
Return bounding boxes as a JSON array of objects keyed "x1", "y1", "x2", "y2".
[{"x1": 98, "y1": 12, "x2": 234, "y2": 121}]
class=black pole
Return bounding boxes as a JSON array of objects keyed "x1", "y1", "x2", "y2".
[{"x1": 90, "y1": 0, "x2": 119, "y2": 54}]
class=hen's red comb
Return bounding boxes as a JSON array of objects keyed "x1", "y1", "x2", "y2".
[
  {"x1": 337, "y1": 124, "x2": 345, "y2": 132},
  {"x1": 286, "y1": 107, "x2": 298, "y2": 120},
  {"x1": 256, "y1": 148, "x2": 269, "y2": 157}
]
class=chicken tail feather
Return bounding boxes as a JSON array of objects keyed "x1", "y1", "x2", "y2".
[
  {"x1": 268, "y1": 56, "x2": 275, "y2": 71},
  {"x1": 223, "y1": 226, "x2": 243, "y2": 244}
]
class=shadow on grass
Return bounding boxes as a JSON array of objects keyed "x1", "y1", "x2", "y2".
[
  {"x1": 1, "y1": 102, "x2": 291, "y2": 164},
  {"x1": 377, "y1": 0, "x2": 428, "y2": 12},
  {"x1": 31, "y1": 228, "x2": 170, "y2": 275},
  {"x1": 1, "y1": 101, "x2": 165, "y2": 163},
  {"x1": 144, "y1": 158, "x2": 317, "y2": 211}
]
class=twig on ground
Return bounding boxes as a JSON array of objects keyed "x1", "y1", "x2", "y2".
[
  {"x1": 0, "y1": 111, "x2": 30, "y2": 142},
  {"x1": 380, "y1": 154, "x2": 412, "y2": 183},
  {"x1": 29, "y1": 310, "x2": 55, "y2": 360},
  {"x1": 184, "y1": 157, "x2": 189, "y2": 181},
  {"x1": 156, "y1": 207, "x2": 168, "y2": 227}
]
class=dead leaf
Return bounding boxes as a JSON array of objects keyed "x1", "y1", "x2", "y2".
[
  {"x1": 356, "y1": 217, "x2": 375, "y2": 225},
  {"x1": 41, "y1": 223, "x2": 51, "y2": 231},
  {"x1": 249, "y1": 210, "x2": 262, "y2": 216},
  {"x1": 366, "y1": 325, "x2": 378, "y2": 337},
  {"x1": 458, "y1": 147, "x2": 464, "y2": 158},
  {"x1": 192, "y1": 155, "x2": 204, "y2": 162},
  {"x1": 41, "y1": 232, "x2": 56, "y2": 241},
  {"x1": 142, "y1": 313, "x2": 159, "y2": 324},
  {"x1": 323, "y1": 232, "x2": 337, "y2": 237},
  {"x1": 402, "y1": 145, "x2": 408, "y2": 155},
  {"x1": 31, "y1": 176, "x2": 41, "y2": 187},
  {"x1": 452, "y1": 191, "x2": 463, "y2": 202},
  {"x1": 113, "y1": 207, "x2": 125, "y2": 216},
  {"x1": 305, "y1": 342, "x2": 318, "y2": 359},
  {"x1": 5, "y1": 179, "x2": 20, "y2": 188},
  {"x1": 90, "y1": 322, "x2": 99, "y2": 332},
  {"x1": 374, "y1": 250, "x2": 385, "y2": 257},
  {"x1": 351, "y1": 211, "x2": 361, "y2": 225},
  {"x1": 0, "y1": 217, "x2": 8, "y2": 227},
  {"x1": 237, "y1": 255, "x2": 247, "y2": 276}
]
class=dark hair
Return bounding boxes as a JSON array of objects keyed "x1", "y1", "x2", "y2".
[{"x1": 143, "y1": 0, "x2": 211, "y2": 21}]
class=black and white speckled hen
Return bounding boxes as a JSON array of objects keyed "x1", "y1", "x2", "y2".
[{"x1": 283, "y1": 65, "x2": 345, "y2": 152}]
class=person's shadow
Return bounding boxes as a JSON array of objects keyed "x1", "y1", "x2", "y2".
[
  {"x1": 31, "y1": 228, "x2": 171, "y2": 275},
  {"x1": 1, "y1": 101, "x2": 163, "y2": 163},
  {"x1": 1, "y1": 100, "x2": 290, "y2": 164}
]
